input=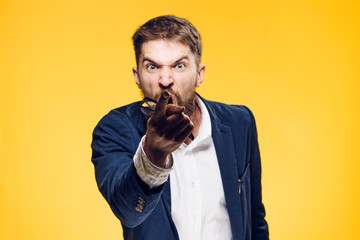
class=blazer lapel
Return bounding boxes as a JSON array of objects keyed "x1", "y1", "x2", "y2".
[
  {"x1": 204, "y1": 100, "x2": 244, "y2": 240},
  {"x1": 131, "y1": 103, "x2": 147, "y2": 136}
]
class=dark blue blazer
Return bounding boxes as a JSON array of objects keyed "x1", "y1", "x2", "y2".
[{"x1": 91, "y1": 96, "x2": 269, "y2": 240}]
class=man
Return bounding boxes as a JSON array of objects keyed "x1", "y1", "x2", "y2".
[{"x1": 91, "y1": 15, "x2": 269, "y2": 240}]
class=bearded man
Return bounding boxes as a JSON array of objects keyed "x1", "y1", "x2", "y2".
[{"x1": 91, "y1": 15, "x2": 269, "y2": 240}]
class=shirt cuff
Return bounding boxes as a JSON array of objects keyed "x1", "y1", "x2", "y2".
[{"x1": 133, "y1": 136, "x2": 173, "y2": 189}]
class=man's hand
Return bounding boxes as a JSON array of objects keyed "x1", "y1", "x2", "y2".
[{"x1": 143, "y1": 91, "x2": 194, "y2": 168}]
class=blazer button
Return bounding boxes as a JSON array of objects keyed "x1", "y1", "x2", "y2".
[
  {"x1": 135, "y1": 206, "x2": 143, "y2": 213},
  {"x1": 138, "y1": 197, "x2": 145, "y2": 204},
  {"x1": 135, "y1": 196, "x2": 145, "y2": 213}
]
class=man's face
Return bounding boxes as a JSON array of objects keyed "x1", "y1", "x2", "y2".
[{"x1": 133, "y1": 39, "x2": 205, "y2": 116}]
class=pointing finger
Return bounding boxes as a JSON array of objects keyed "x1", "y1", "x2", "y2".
[{"x1": 152, "y1": 91, "x2": 170, "y2": 121}]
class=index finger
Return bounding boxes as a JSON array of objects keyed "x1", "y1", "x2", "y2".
[{"x1": 152, "y1": 91, "x2": 170, "y2": 120}]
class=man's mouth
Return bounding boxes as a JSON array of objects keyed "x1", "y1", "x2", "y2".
[
  {"x1": 167, "y1": 92, "x2": 177, "y2": 105},
  {"x1": 168, "y1": 97, "x2": 173, "y2": 104},
  {"x1": 153, "y1": 91, "x2": 179, "y2": 106}
]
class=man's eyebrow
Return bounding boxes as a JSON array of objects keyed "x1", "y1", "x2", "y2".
[
  {"x1": 142, "y1": 57, "x2": 156, "y2": 64},
  {"x1": 142, "y1": 56, "x2": 190, "y2": 65},
  {"x1": 174, "y1": 56, "x2": 189, "y2": 63}
]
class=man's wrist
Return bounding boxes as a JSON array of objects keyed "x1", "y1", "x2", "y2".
[
  {"x1": 142, "y1": 136, "x2": 169, "y2": 168},
  {"x1": 133, "y1": 136, "x2": 173, "y2": 189}
]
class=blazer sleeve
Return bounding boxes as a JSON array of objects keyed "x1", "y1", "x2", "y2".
[
  {"x1": 246, "y1": 107, "x2": 270, "y2": 239},
  {"x1": 91, "y1": 110, "x2": 164, "y2": 228}
]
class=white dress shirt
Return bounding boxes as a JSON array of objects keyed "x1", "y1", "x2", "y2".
[{"x1": 134, "y1": 97, "x2": 232, "y2": 240}]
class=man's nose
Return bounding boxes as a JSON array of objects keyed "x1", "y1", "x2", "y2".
[{"x1": 159, "y1": 67, "x2": 174, "y2": 88}]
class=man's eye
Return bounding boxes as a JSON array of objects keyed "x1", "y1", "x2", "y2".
[
  {"x1": 147, "y1": 65, "x2": 157, "y2": 70},
  {"x1": 175, "y1": 63, "x2": 185, "y2": 69}
]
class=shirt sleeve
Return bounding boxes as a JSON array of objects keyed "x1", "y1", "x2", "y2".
[{"x1": 133, "y1": 136, "x2": 173, "y2": 189}]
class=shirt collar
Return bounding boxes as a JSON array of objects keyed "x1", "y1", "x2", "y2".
[
  {"x1": 194, "y1": 96, "x2": 212, "y2": 142},
  {"x1": 178, "y1": 96, "x2": 211, "y2": 149}
]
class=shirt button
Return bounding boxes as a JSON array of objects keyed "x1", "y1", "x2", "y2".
[{"x1": 192, "y1": 182, "x2": 195, "y2": 188}]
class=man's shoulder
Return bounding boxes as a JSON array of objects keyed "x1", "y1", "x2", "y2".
[
  {"x1": 204, "y1": 99, "x2": 252, "y2": 114},
  {"x1": 111, "y1": 101, "x2": 140, "y2": 114},
  {"x1": 101, "y1": 102, "x2": 140, "y2": 120},
  {"x1": 203, "y1": 98, "x2": 255, "y2": 125},
  {"x1": 94, "y1": 101, "x2": 143, "y2": 131}
]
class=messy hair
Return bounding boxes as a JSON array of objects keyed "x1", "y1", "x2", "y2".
[{"x1": 132, "y1": 15, "x2": 203, "y2": 66}]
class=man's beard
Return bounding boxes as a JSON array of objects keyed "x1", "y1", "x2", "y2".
[
  {"x1": 153, "y1": 89, "x2": 197, "y2": 117},
  {"x1": 182, "y1": 90, "x2": 196, "y2": 117}
]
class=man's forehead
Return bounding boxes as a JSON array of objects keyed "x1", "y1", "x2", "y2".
[{"x1": 139, "y1": 39, "x2": 194, "y2": 63}]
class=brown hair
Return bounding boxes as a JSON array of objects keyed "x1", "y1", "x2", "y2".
[{"x1": 132, "y1": 15, "x2": 203, "y2": 66}]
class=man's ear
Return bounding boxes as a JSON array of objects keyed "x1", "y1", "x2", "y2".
[
  {"x1": 133, "y1": 67, "x2": 142, "y2": 89},
  {"x1": 195, "y1": 64, "x2": 206, "y2": 87}
]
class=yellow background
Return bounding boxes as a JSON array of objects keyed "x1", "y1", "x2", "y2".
[{"x1": 1, "y1": 0, "x2": 359, "y2": 239}]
